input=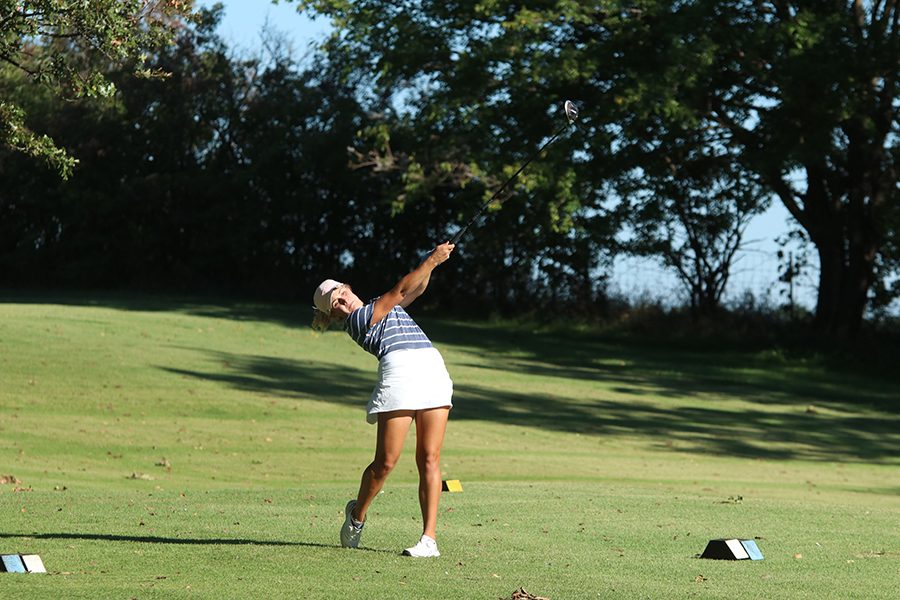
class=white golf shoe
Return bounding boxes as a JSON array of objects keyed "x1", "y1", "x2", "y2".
[
  {"x1": 402, "y1": 534, "x2": 440, "y2": 558},
  {"x1": 340, "y1": 500, "x2": 364, "y2": 548}
]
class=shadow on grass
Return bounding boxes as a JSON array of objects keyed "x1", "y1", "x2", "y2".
[
  {"x1": 160, "y1": 350, "x2": 373, "y2": 409},
  {"x1": 451, "y1": 382, "x2": 898, "y2": 463},
  {"x1": 0, "y1": 532, "x2": 390, "y2": 553},
  {"x1": 8, "y1": 291, "x2": 896, "y2": 462},
  {"x1": 7, "y1": 289, "x2": 898, "y2": 401},
  {"x1": 421, "y1": 319, "x2": 900, "y2": 414},
  {"x1": 159, "y1": 349, "x2": 899, "y2": 464}
]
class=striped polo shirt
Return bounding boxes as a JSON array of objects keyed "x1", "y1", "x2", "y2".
[{"x1": 345, "y1": 300, "x2": 433, "y2": 360}]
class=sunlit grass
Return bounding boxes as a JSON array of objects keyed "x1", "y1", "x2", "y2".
[{"x1": 0, "y1": 293, "x2": 897, "y2": 599}]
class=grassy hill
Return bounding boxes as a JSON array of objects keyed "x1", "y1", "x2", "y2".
[{"x1": 1, "y1": 293, "x2": 897, "y2": 599}]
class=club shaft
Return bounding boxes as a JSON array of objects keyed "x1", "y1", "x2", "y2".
[{"x1": 449, "y1": 122, "x2": 569, "y2": 245}]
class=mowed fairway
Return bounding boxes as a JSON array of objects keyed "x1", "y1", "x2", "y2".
[{"x1": 1, "y1": 294, "x2": 898, "y2": 600}]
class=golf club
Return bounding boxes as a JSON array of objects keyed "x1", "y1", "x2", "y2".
[{"x1": 448, "y1": 100, "x2": 580, "y2": 245}]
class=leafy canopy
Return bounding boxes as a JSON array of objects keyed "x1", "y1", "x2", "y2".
[{"x1": 0, "y1": 0, "x2": 195, "y2": 176}]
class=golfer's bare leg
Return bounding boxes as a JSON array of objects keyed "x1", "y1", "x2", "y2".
[
  {"x1": 415, "y1": 407, "x2": 450, "y2": 540},
  {"x1": 353, "y1": 411, "x2": 414, "y2": 522}
]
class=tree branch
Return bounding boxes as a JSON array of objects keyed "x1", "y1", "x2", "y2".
[
  {"x1": 765, "y1": 170, "x2": 810, "y2": 231},
  {"x1": 1, "y1": 54, "x2": 37, "y2": 77},
  {"x1": 852, "y1": 0, "x2": 866, "y2": 37}
]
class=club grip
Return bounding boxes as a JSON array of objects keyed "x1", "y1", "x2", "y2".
[{"x1": 449, "y1": 229, "x2": 465, "y2": 245}]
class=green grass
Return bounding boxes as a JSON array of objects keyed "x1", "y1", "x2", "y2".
[{"x1": 1, "y1": 292, "x2": 898, "y2": 599}]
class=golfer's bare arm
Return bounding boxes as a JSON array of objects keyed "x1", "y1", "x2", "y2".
[
  {"x1": 398, "y1": 272, "x2": 431, "y2": 308},
  {"x1": 370, "y1": 243, "x2": 454, "y2": 326}
]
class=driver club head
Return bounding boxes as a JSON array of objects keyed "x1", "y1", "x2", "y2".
[{"x1": 564, "y1": 100, "x2": 579, "y2": 124}]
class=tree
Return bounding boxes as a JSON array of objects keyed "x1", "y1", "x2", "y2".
[
  {"x1": 624, "y1": 150, "x2": 768, "y2": 316},
  {"x1": 0, "y1": 6, "x2": 390, "y2": 295},
  {"x1": 606, "y1": 1, "x2": 899, "y2": 336},
  {"x1": 298, "y1": 0, "x2": 899, "y2": 334},
  {"x1": 293, "y1": 0, "x2": 619, "y2": 312},
  {"x1": 0, "y1": 0, "x2": 195, "y2": 176}
]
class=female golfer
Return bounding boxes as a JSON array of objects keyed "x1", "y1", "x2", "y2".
[{"x1": 311, "y1": 242, "x2": 455, "y2": 558}]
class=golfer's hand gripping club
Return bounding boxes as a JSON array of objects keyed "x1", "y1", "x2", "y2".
[{"x1": 430, "y1": 241, "x2": 455, "y2": 265}]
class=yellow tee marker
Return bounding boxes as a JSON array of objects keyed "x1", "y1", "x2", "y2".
[{"x1": 441, "y1": 479, "x2": 463, "y2": 493}]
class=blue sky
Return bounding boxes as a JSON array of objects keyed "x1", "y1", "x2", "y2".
[{"x1": 201, "y1": 1, "x2": 329, "y2": 51}]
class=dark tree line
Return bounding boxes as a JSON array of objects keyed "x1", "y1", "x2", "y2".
[
  {"x1": 1, "y1": 6, "x2": 609, "y2": 313},
  {"x1": 2, "y1": 8, "x2": 377, "y2": 297}
]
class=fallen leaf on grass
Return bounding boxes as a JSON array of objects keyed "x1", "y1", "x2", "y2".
[
  {"x1": 0, "y1": 474, "x2": 22, "y2": 485},
  {"x1": 128, "y1": 473, "x2": 154, "y2": 481},
  {"x1": 717, "y1": 495, "x2": 743, "y2": 504},
  {"x1": 501, "y1": 587, "x2": 551, "y2": 600},
  {"x1": 695, "y1": 575, "x2": 708, "y2": 583}
]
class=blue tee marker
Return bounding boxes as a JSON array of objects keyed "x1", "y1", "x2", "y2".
[
  {"x1": 740, "y1": 539, "x2": 765, "y2": 560},
  {"x1": 1, "y1": 555, "x2": 27, "y2": 573}
]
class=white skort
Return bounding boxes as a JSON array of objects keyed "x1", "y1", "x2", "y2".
[{"x1": 367, "y1": 347, "x2": 453, "y2": 424}]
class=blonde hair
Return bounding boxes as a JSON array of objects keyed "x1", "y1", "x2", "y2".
[{"x1": 311, "y1": 309, "x2": 337, "y2": 332}]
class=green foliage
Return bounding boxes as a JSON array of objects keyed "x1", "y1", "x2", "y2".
[
  {"x1": 3, "y1": 1, "x2": 898, "y2": 325},
  {"x1": 0, "y1": 0, "x2": 195, "y2": 176},
  {"x1": 0, "y1": 7, "x2": 415, "y2": 298},
  {"x1": 294, "y1": 0, "x2": 621, "y2": 310},
  {"x1": 0, "y1": 99, "x2": 75, "y2": 175},
  {"x1": 296, "y1": 0, "x2": 899, "y2": 332},
  {"x1": 619, "y1": 135, "x2": 771, "y2": 315}
]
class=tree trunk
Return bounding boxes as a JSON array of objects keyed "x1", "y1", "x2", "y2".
[
  {"x1": 813, "y1": 238, "x2": 844, "y2": 334},
  {"x1": 812, "y1": 221, "x2": 877, "y2": 338}
]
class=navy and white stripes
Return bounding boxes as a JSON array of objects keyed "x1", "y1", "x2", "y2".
[{"x1": 345, "y1": 300, "x2": 433, "y2": 360}]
